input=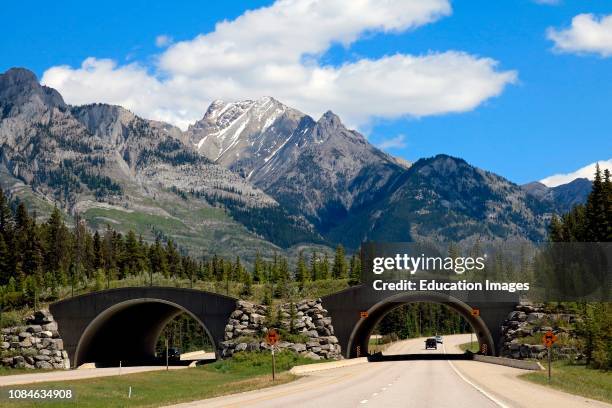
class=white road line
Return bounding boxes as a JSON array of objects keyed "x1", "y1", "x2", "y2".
[
  {"x1": 372, "y1": 392, "x2": 378, "y2": 397},
  {"x1": 360, "y1": 400, "x2": 368, "y2": 404},
  {"x1": 443, "y1": 343, "x2": 509, "y2": 408}
]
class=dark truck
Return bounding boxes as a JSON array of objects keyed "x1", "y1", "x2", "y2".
[{"x1": 425, "y1": 338, "x2": 438, "y2": 350}]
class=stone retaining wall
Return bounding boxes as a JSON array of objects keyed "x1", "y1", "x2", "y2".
[
  {"x1": 1, "y1": 310, "x2": 69, "y2": 369},
  {"x1": 500, "y1": 303, "x2": 579, "y2": 360},
  {"x1": 221, "y1": 299, "x2": 341, "y2": 360}
]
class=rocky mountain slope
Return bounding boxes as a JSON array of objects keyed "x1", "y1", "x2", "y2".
[
  {"x1": 0, "y1": 68, "x2": 320, "y2": 257},
  {"x1": 522, "y1": 178, "x2": 591, "y2": 214},
  {"x1": 192, "y1": 98, "x2": 409, "y2": 233},
  {"x1": 0, "y1": 67, "x2": 590, "y2": 256}
]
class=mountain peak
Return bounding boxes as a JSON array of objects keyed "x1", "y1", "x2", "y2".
[
  {"x1": 319, "y1": 110, "x2": 342, "y2": 126},
  {"x1": 1, "y1": 67, "x2": 39, "y2": 85},
  {"x1": 0, "y1": 67, "x2": 65, "y2": 113}
]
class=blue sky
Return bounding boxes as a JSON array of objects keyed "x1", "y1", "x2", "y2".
[{"x1": 1, "y1": 0, "x2": 611, "y2": 185}]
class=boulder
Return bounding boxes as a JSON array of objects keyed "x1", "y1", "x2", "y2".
[
  {"x1": 250, "y1": 313, "x2": 265, "y2": 325},
  {"x1": 302, "y1": 351, "x2": 321, "y2": 360},
  {"x1": 42, "y1": 322, "x2": 58, "y2": 332},
  {"x1": 290, "y1": 344, "x2": 307, "y2": 353},
  {"x1": 526, "y1": 313, "x2": 546, "y2": 323},
  {"x1": 35, "y1": 361, "x2": 53, "y2": 369}
]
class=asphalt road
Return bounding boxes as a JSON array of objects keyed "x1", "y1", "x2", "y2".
[
  {"x1": 174, "y1": 334, "x2": 498, "y2": 408},
  {"x1": 172, "y1": 334, "x2": 611, "y2": 408}
]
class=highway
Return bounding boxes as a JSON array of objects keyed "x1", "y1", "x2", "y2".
[{"x1": 171, "y1": 334, "x2": 611, "y2": 408}]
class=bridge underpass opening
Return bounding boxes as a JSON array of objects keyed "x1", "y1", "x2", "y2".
[
  {"x1": 74, "y1": 299, "x2": 216, "y2": 367},
  {"x1": 347, "y1": 292, "x2": 495, "y2": 359},
  {"x1": 155, "y1": 311, "x2": 215, "y2": 361}
]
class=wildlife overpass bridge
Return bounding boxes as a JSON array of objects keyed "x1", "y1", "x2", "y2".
[{"x1": 50, "y1": 286, "x2": 517, "y2": 367}]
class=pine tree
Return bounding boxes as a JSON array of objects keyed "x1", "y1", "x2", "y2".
[
  {"x1": 253, "y1": 251, "x2": 265, "y2": 283},
  {"x1": 92, "y1": 231, "x2": 103, "y2": 270},
  {"x1": 349, "y1": 253, "x2": 362, "y2": 285},
  {"x1": 240, "y1": 268, "x2": 253, "y2": 297},
  {"x1": 332, "y1": 244, "x2": 347, "y2": 279},
  {"x1": 289, "y1": 302, "x2": 297, "y2": 334},
  {"x1": 310, "y1": 251, "x2": 319, "y2": 281},
  {"x1": 320, "y1": 253, "x2": 330, "y2": 279},
  {"x1": 166, "y1": 240, "x2": 182, "y2": 278},
  {"x1": 0, "y1": 234, "x2": 10, "y2": 284},
  {"x1": 233, "y1": 256, "x2": 244, "y2": 282},
  {"x1": 295, "y1": 250, "x2": 308, "y2": 290}
]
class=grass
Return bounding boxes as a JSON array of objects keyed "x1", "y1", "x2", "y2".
[
  {"x1": 458, "y1": 341, "x2": 480, "y2": 353},
  {"x1": 0, "y1": 351, "x2": 315, "y2": 408},
  {"x1": 521, "y1": 360, "x2": 612, "y2": 404}
]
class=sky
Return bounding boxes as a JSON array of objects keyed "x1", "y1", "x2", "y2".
[{"x1": 1, "y1": 0, "x2": 611, "y2": 185}]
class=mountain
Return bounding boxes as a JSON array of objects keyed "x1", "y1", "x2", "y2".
[
  {"x1": 192, "y1": 97, "x2": 572, "y2": 247},
  {"x1": 0, "y1": 68, "x2": 320, "y2": 258},
  {"x1": 323, "y1": 154, "x2": 559, "y2": 247},
  {"x1": 523, "y1": 178, "x2": 591, "y2": 214},
  {"x1": 192, "y1": 98, "x2": 409, "y2": 234},
  {"x1": 0, "y1": 67, "x2": 592, "y2": 256}
]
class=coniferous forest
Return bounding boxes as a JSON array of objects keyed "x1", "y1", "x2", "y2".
[
  {"x1": 0, "y1": 186, "x2": 361, "y2": 314},
  {"x1": 548, "y1": 166, "x2": 612, "y2": 370}
]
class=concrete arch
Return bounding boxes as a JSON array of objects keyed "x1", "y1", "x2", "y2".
[
  {"x1": 49, "y1": 287, "x2": 237, "y2": 367},
  {"x1": 73, "y1": 298, "x2": 214, "y2": 367},
  {"x1": 345, "y1": 292, "x2": 495, "y2": 358}
]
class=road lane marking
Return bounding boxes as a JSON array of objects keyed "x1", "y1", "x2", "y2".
[
  {"x1": 372, "y1": 392, "x2": 378, "y2": 396},
  {"x1": 360, "y1": 400, "x2": 368, "y2": 404},
  {"x1": 443, "y1": 343, "x2": 509, "y2": 408}
]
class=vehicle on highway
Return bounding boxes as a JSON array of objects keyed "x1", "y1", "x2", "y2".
[
  {"x1": 435, "y1": 335, "x2": 443, "y2": 343},
  {"x1": 167, "y1": 347, "x2": 181, "y2": 362},
  {"x1": 425, "y1": 338, "x2": 437, "y2": 350}
]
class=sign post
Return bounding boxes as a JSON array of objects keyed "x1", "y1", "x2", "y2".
[
  {"x1": 165, "y1": 338, "x2": 169, "y2": 371},
  {"x1": 542, "y1": 330, "x2": 558, "y2": 383},
  {"x1": 265, "y1": 329, "x2": 280, "y2": 381}
]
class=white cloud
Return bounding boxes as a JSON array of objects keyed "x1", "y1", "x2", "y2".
[
  {"x1": 547, "y1": 14, "x2": 612, "y2": 57},
  {"x1": 41, "y1": 0, "x2": 517, "y2": 130},
  {"x1": 540, "y1": 159, "x2": 612, "y2": 187},
  {"x1": 155, "y1": 35, "x2": 173, "y2": 48},
  {"x1": 377, "y1": 134, "x2": 407, "y2": 150}
]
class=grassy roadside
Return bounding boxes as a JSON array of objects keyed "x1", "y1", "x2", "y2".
[
  {"x1": 521, "y1": 361, "x2": 612, "y2": 404},
  {"x1": 457, "y1": 341, "x2": 479, "y2": 353},
  {"x1": 0, "y1": 351, "x2": 315, "y2": 408}
]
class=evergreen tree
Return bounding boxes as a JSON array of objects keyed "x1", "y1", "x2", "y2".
[
  {"x1": 295, "y1": 250, "x2": 308, "y2": 290},
  {"x1": 0, "y1": 234, "x2": 10, "y2": 284},
  {"x1": 253, "y1": 251, "x2": 265, "y2": 283},
  {"x1": 240, "y1": 268, "x2": 253, "y2": 297},
  {"x1": 349, "y1": 253, "x2": 362, "y2": 285},
  {"x1": 320, "y1": 253, "x2": 330, "y2": 279},
  {"x1": 332, "y1": 244, "x2": 348, "y2": 279},
  {"x1": 310, "y1": 251, "x2": 319, "y2": 281},
  {"x1": 166, "y1": 240, "x2": 182, "y2": 278}
]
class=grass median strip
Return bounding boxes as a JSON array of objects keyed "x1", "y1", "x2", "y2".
[
  {"x1": 0, "y1": 351, "x2": 315, "y2": 408},
  {"x1": 521, "y1": 361, "x2": 612, "y2": 404}
]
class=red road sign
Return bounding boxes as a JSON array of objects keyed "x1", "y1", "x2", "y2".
[
  {"x1": 542, "y1": 330, "x2": 557, "y2": 348},
  {"x1": 265, "y1": 329, "x2": 280, "y2": 345},
  {"x1": 471, "y1": 308, "x2": 480, "y2": 317},
  {"x1": 360, "y1": 311, "x2": 368, "y2": 318}
]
